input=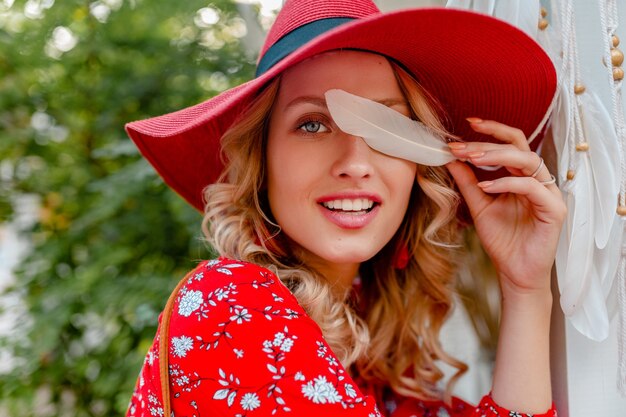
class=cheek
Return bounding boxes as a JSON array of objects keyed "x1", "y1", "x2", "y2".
[
  {"x1": 389, "y1": 160, "x2": 418, "y2": 203},
  {"x1": 265, "y1": 138, "x2": 319, "y2": 222}
]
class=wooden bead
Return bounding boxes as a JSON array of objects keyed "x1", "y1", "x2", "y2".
[
  {"x1": 618, "y1": 206, "x2": 626, "y2": 216},
  {"x1": 575, "y1": 142, "x2": 589, "y2": 151},
  {"x1": 612, "y1": 48, "x2": 624, "y2": 67},
  {"x1": 614, "y1": 67, "x2": 625, "y2": 81},
  {"x1": 574, "y1": 83, "x2": 586, "y2": 94},
  {"x1": 541, "y1": 7, "x2": 548, "y2": 17},
  {"x1": 613, "y1": 35, "x2": 620, "y2": 47},
  {"x1": 566, "y1": 170, "x2": 575, "y2": 180},
  {"x1": 538, "y1": 18, "x2": 548, "y2": 30}
]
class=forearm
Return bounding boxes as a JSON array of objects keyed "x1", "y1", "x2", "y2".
[{"x1": 491, "y1": 276, "x2": 553, "y2": 414}]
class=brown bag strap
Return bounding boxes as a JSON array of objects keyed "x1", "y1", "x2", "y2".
[{"x1": 158, "y1": 269, "x2": 196, "y2": 417}]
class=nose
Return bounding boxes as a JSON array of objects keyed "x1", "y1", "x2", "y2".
[{"x1": 330, "y1": 133, "x2": 374, "y2": 180}]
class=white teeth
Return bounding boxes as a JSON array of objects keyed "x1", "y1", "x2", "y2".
[{"x1": 321, "y1": 199, "x2": 375, "y2": 211}]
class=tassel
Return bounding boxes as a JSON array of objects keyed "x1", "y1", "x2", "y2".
[{"x1": 393, "y1": 241, "x2": 410, "y2": 270}]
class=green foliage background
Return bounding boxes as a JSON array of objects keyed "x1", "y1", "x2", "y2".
[{"x1": 0, "y1": 0, "x2": 256, "y2": 415}]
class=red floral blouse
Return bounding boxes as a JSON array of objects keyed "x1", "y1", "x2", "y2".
[{"x1": 126, "y1": 258, "x2": 557, "y2": 417}]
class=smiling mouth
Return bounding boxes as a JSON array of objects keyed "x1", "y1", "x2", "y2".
[{"x1": 320, "y1": 198, "x2": 378, "y2": 213}]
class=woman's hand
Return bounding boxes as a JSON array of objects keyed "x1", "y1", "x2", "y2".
[
  {"x1": 446, "y1": 118, "x2": 566, "y2": 413},
  {"x1": 446, "y1": 118, "x2": 566, "y2": 299}
]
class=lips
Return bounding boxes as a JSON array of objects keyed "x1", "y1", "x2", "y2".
[{"x1": 316, "y1": 193, "x2": 381, "y2": 229}]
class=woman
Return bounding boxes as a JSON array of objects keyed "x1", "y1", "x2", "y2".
[{"x1": 125, "y1": 1, "x2": 564, "y2": 416}]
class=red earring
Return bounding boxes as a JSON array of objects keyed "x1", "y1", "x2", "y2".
[{"x1": 393, "y1": 241, "x2": 410, "y2": 270}]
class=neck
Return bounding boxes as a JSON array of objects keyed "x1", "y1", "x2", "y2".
[
  {"x1": 321, "y1": 262, "x2": 360, "y2": 294},
  {"x1": 300, "y1": 255, "x2": 360, "y2": 295}
]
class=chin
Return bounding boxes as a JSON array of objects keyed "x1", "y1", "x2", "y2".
[{"x1": 321, "y1": 247, "x2": 380, "y2": 264}]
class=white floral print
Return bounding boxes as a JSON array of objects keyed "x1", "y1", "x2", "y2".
[
  {"x1": 213, "y1": 368, "x2": 240, "y2": 407},
  {"x1": 316, "y1": 341, "x2": 328, "y2": 357},
  {"x1": 273, "y1": 331, "x2": 285, "y2": 346},
  {"x1": 171, "y1": 335, "x2": 194, "y2": 358},
  {"x1": 438, "y1": 407, "x2": 451, "y2": 417},
  {"x1": 230, "y1": 307, "x2": 252, "y2": 324},
  {"x1": 128, "y1": 258, "x2": 544, "y2": 417},
  {"x1": 280, "y1": 337, "x2": 294, "y2": 352},
  {"x1": 148, "y1": 406, "x2": 163, "y2": 416},
  {"x1": 240, "y1": 392, "x2": 261, "y2": 410},
  {"x1": 344, "y1": 383, "x2": 357, "y2": 399},
  {"x1": 301, "y1": 375, "x2": 343, "y2": 404},
  {"x1": 214, "y1": 287, "x2": 231, "y2": 301},
  {"x1": 178, "y1": 290, "x2": 203, "y2": 317},
  {"x1": 176, "y1": 375, "x2": 190, "y2": 386}
]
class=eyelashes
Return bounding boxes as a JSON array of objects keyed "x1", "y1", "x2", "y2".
[
  {"x1": 295, "y1": 113, "x2": 332, "y2": 135},
  {"x1": 299, "y1": 120, "x2": 327, "y2": 133}
]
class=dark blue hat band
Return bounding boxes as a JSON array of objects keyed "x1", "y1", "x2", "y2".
[{"x1": 255, "y1": 17, "x2": 355, "y2": 77}]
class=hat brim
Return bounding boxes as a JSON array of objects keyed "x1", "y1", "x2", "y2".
[{"x1": 126, "y1": 7, "x2": 557, "y2": 211}]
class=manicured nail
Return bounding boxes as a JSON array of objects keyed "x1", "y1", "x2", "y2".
[
  {"x1": 468, "y1": 151, "x2": 485, "y2": 158},
  {"x1": 477, "y1": 181, "x2": 494, "y2": 188},
  {"x1": 448, "y1": 142, "x2": 467, "y2": 150},
  {"x1": 466, "y1": 117, "x2": 484, "y2": 124}
]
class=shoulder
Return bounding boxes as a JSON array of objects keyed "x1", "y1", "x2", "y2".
[
  {"x1": 186, "y1": 257, "x2": 278, "y2": 286},
  {"x1": 176, "y1": 257, "x2": 289, "y2": 297},
  {"x1": 170, "y1": 257, "x2": 304, "y2": 324}
]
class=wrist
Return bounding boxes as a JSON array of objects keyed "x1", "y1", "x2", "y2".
[{"x1": 499, "y1": 275, "x2": 553, "y2": 312}]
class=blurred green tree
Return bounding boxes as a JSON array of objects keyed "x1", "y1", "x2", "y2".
[{"x1": 0, "y1": 0, "x2": 256, "y2": 415}]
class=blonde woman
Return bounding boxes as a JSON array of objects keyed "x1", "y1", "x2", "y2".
[{"x1": 125, "y1": 1, "x2": 564, "y2": 416}]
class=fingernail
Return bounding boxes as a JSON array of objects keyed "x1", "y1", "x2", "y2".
[
  {"x1": 468, "y1": 151, "x2": 485, "y2": 159},
  {"x1": 466, "y1": 117, "x2": 484, "y2": 124},
  {"x1": 448, "y1": 142, "x2": 467, "y2": 150},
  {"x1": 477, "y1": 181, "x2": 494, "y2": 188}
]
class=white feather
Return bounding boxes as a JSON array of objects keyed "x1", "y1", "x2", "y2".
[
  {"x1": 581, "y1": 92, "x2": 621, "y2": 249},
  {"x1": 324, "y1": 89, "x2": 455, "y2": 166},
  {"x1": 598, "y1": 217, "x2": 624, "y2": 319},
  {"x1": 551, "y1": 85, "x2": 572, "y2": 183},
  {"x1": 568, "y1": 267, "x2": 610, "y2": 341},
  {"x1": 557, "y1": 154, "x2": 595, "y2": 316}
]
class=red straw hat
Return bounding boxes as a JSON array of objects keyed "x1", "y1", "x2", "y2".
[{"x1": 126, "y1": 0, "x2": 557, "y2": 211}]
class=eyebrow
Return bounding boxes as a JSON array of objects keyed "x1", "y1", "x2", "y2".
[{"x1": 285, "y1": 95, "x2": 408, "y2": 109}]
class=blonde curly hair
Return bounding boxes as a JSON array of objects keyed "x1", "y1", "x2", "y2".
[{"x1": 202, "y1": 58, "x2": 467, "y2": 401}]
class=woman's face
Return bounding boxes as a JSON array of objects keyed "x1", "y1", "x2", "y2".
[{"x1": 266, "y1": 51, "x2": 417, "y2": 285}]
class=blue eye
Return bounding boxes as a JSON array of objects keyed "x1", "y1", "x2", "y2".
[{"x1": 298, "y1": 120, "x2": 328, "y2": 133}]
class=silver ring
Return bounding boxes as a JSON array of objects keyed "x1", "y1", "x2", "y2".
[
  {"x1": 539, "y1": 174, "x2": 556, "y2": 185},
  {"x1": 530, "y1": 157, "x2": 544, "y2": 178}
]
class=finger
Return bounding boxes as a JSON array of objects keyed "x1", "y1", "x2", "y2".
[
  {"x1": 465, "y1": 149, "x2": 552, "y2": 182},
  {"x1": 466, "y1": 118, "x2": 530, "y2": 151},
  {"x1": 448, "y1": 141, "x2": 518, "y2": 154},
  {"x1": 446, "y1": 160, "x2": 493, "y2": 217},
  {"x1": 477, "y1": 176, "x2": 566, "y2": 222}
]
